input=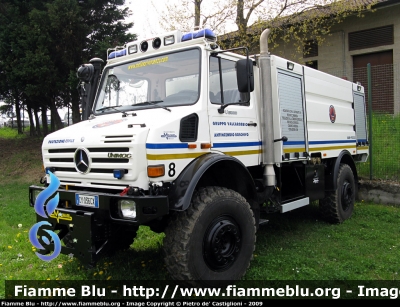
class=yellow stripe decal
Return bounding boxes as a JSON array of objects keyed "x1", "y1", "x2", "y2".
[
  {"x1": 147, "y1": 149, "x2": 262, "y2": 160},
  {"x1": 222, "y1": 149, "x2": 262, "y2": 156},
  {"x1": 147, "y1": 152, "x2": 206, "y2": 160},
  {"x1": 309, "y1": 145, "x2": 356, "y2": 152},
  {"x1": 283, "y1": 147, "x2": 306, "y2": 153},
  {"x1": 357, "y1": 146, "x2": 369, "y2": 150}
]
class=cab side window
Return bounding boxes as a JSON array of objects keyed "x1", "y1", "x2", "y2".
[{"x1": 209, "y1": 56, "x2": 242, "y2": 105}]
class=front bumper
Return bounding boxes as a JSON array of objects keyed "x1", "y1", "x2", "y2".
[{"x1": 29, "y1": 185, "x2": 169, "y2": 264}]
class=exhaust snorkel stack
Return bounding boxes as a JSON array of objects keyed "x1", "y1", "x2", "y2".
[{"x1": 258, "y1": 29, "x2": 276, "y2": 188}]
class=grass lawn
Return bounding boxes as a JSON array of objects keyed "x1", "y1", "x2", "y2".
[{"x1": 1, "y1": 128, "x2": 399, "y2": 299}]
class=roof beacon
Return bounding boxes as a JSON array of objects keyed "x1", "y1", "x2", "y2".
[
  {"x1": 107, "y1": 48, "x2": 126, "y2": 59},
  {"x1": 107, "y1": 28, "x2": 216, "y2": 60},
  {"x1": 181, "y1": 28, "x2": 216, "y2": 42}
]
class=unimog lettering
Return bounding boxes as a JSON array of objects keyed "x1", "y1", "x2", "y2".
[{"x1": 107, "y1": 153, "x2": 132, "y2": 158}]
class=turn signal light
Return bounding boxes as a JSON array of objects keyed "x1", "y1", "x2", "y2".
[{"x1": 147, "y1": 165, "x2": 165, "y2": 178}]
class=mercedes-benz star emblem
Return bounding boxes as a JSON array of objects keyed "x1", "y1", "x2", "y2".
[{"x1": 74, "y1": 148, "x2": 90, "y2": 174}]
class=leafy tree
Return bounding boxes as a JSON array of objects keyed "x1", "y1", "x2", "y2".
[
  {"x1": 248, "y1": 0, "x2": 379, "y2": 58},
  {"x1": 0, "y1": 0, "x2": 135, "y2": 135},
  {"x1": 154, "y1": 0, "x2": 235, "y2": 34},
  {"x1": 154, "y1": 0, "x2": 377, "y2": 57}
]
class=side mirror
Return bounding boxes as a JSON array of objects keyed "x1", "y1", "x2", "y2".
[
  {"x1": 217, "y1": 57, "x2": 255, "y2": 114},
  {"x1": 77, "y1": 64, "x2": 94, "y2": 83},
  {"x1": 236, "y1": 59, "x2": 254, "y2": 93}
]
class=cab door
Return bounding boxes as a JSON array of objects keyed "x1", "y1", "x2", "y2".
[{"x1": 208, "y1": 55, "x2": 261, "y2": 167}]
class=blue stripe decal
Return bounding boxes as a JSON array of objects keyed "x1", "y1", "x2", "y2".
[
  {"x1": 212, "y1": 141, "x2": 262, "y2": 148},
  {"x1": 309, "y1": 140, "x2": 356, "y2": 145},
  {"x1": 146, "y1": 140, "x2": 357, "y2": 150},
  {"x1": 146, "y1": 143, "x2": 188, "y2": 149}
]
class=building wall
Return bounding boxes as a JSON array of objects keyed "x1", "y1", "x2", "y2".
[{"x1": 270, "y1": 3, "x2": 400, "y2": 114}]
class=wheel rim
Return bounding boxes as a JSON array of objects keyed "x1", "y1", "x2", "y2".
[
  {"x1": 341, "y1": 180, "x2": 353, "y2": 211},
  {"x1": 203, "y1": 216, "x2": 241, "y2": 272}
]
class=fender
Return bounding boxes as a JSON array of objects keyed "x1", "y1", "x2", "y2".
[
  {"x1": 325, "y1": 150, "x2": 358, "y2": 191},
  {"x1": 168, "y1": 153, "x2": 257, "y2": 211}
]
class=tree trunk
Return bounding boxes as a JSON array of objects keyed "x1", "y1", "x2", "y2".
[
  {"x1": 34, "y1": 106, "x2": 41, "y2": 137},
  {"x1": 27, "y1": 105, "x2": 36, "y2": 136},
  {"x1": 236, "y1": 0, "x2": 245, "y2": 30},
  {"x1": 194, "y1": 0, "x2": 202, "y2": 29},
  {"x1": 14, "y1": 92, "x2": 23, "y2": 135},
  {"x1": 49, "y1": 99, "x2": 63, "y2": 131},
  {"x1": 235, "y1": 0, "x2": 248, "y2": 47},
  {"x1": 41, "y1": 106, "x2": 48, "y2": 136}
]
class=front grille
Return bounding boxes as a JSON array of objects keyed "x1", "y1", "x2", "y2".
[
  {"x1": 49, "y1": 148, "x2": 76, "y2": 154},
  {"x1": 102, "y1": 135, "x2": 133, "y2": 143},
  {"x1": 53, "y1": 167, "x2": 76, "y2": 172},
  {"x1": 88, "y1": 147, "x2": 131, "y2": 153},
  {"x1": 92, "y1": 158, "x2": 129, "y2": 163},
  {"x1": 49, "y1": 147, "x2": 130, "y2": 153},
  {"x1": 52, "y1": 167, "x2": 127, "y2": 174},
  {"x1": 105, "y1": 135, "x2": 133, "y2": 138},
  {"x1": 46, "y1": 146, "x2": 132, "y2": 175},
  {"x1": 50, "y1": 158, "x2": 73, "y2": 163}
]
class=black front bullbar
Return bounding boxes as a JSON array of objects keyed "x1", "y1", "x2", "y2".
[{"x1": 29, "y1": 185, "x2": 169, "y2": 265}]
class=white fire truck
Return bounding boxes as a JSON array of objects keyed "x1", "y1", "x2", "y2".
[{"x1": 29, "y1": 28, "x2": 369, "y2": 284}]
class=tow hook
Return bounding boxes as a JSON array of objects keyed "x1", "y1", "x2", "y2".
[{"x1": 39, "y1": 176, "x2": 46, "y2": 184}]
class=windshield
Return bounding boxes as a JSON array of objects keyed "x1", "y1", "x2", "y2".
[{"x1": 93, "y1": 48, "x2": 201, "y2": 114}]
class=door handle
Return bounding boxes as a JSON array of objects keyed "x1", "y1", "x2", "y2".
[{"x1": 248, "y1": 122, "x2": 257, "y2": 127}]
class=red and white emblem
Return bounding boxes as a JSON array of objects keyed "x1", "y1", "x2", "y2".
[
  {"x1": 92, "y1": 119, "x2": 127, "y2": 128},
  {"x1": 329, "y1": 105, "x2": 336, "y2": 123}
]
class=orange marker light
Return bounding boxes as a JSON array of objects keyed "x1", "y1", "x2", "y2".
[
  {"x1": 147, "y1": 165, "x2": 165, "y2": 178},
  {"x1": 201, "y1": 143, "x2": 212, "y2": 149},
  {"x1": 188, "y1": 144, "x2": 197, "y2": 149}
]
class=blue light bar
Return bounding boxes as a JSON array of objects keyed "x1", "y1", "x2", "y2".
[
  {"x1": 182, "y1": 28, "x2": 216, "y2": 42},
  {"x1": 108, "y1": 49, "x2": 126, "y2": 59},
  {"x1": 194, "y1": 29, "x2": 215, "y2": 39}
]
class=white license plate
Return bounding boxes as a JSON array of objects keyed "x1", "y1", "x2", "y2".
[{"x1": 75, "y1": 194, "x2": 99, "y2": 208}]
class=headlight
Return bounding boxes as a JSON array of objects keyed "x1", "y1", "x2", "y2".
[{"x1": 119, "y1": 199, "x2": 136, "y2": 219}]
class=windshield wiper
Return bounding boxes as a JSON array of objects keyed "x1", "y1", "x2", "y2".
[
  {"x1": 132, "y1": 101, "x2": 171, "y2": 112},
  {"x1": 96, "y1": 105, "x2": 129, "y2": 116}
]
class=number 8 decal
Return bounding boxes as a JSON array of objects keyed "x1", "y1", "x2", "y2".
[{"x1": 168, "y1": 163, "x2": 176, "y2": 177}]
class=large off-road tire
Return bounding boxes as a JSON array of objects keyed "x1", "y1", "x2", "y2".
[
  {"x1": 320, "y1": 164, "x2": 356, "y2": 223},
  {"x1": 162, "y1": 186, "x2": 256, "y2": 286}
]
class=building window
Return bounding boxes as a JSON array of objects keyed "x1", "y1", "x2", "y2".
[
  {"x1": 349, "y1": 25, "x2": 393, "y2": 51},
  {"x1": 303, "y1": 40, "x2": 318, "y2": 58},
  {"x1": 305, "y1": 60, "x2": 318, "y2": 70}
]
